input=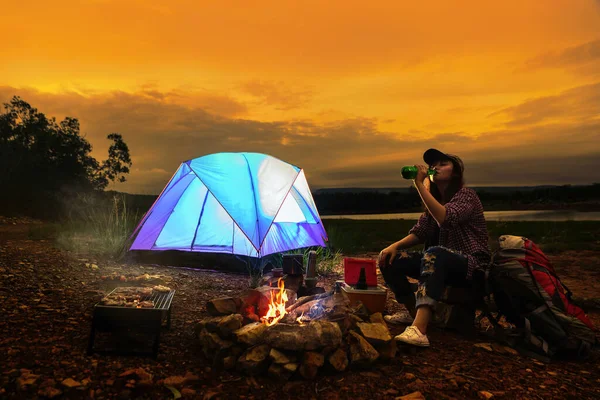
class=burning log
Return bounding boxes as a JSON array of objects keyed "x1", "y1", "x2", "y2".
[
  {"x1": 242, "y1": 281, "x2": 296, "y2": 325},
  {"x1": 285, "y1": 290, "x2": 333, "y2": 313}
]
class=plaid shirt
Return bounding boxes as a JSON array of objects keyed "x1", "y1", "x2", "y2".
[{"x1": 408, "y1": 187, "x2": 490, "y2": 279}]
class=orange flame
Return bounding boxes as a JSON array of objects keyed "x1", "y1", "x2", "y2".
[{"x1": 261, "y1": 278, "x2": 288, "y2": 326}]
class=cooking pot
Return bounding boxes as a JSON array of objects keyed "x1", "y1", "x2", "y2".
[{"x1": 282, "y1": 254, "x2": 304, "y2": 275}]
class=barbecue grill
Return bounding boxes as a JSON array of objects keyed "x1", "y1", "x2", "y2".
[{"x1": 87, "y1": 287, "x2": 175, "y2": 358}]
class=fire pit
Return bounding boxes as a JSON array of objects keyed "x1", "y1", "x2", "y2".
[
  {"x1": 197, "y1": 278, "x2": 395, "y2": 380},
  {"x1": 87, "y1": 286, "x2": 175, "y2": 358}
]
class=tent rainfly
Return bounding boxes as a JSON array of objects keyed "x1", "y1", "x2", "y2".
[{"x1": 129, "y1": 152, "x2": 328, "y2": 257}]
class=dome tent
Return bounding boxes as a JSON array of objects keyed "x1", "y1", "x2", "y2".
[{"x1": 129, "y1": 152, "x2": 328, "y2": 257}]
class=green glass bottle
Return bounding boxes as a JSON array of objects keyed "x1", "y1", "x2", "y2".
[{"x1": 401, "y1": 166, "x2": 437, "y2": 180}]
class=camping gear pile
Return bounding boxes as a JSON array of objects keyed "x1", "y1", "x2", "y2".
[{"x1": 483, "y1": 235, "x2": 597, "y2": 360}]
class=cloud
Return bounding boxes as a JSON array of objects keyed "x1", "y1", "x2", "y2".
[
  {"x1": 489, "y1": 82, "x2": 600, "y2": 127},
  {"x1": 522, "y1": 39, "x2": 600, "y2": 75},
  {"x1": 238, "y1": 80, "x2": 314, "y2": 111},
  {"x1": 1, "y1": 82, "x2": 599, "y2": 193}
]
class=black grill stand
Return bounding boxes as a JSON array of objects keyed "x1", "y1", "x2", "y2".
[{"x1": 87, "y1": 289, "x2": 175, "y2": 358}]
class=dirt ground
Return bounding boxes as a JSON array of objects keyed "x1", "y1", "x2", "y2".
[{"x1": 1, "y1": 219, "x2": 599, "y2": 400}]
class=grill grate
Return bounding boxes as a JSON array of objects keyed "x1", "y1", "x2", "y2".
[{"x1": 97, "y1": 287, "x2": 175, "y2": 310}]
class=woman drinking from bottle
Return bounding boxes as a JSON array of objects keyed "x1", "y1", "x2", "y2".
[{"x1": 378, "y1": 148, "x2": 490, "y2": 347}]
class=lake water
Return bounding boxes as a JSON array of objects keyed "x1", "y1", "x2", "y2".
[{"x1": 321, "y1": 210, "x2": 600, "y2": 221}]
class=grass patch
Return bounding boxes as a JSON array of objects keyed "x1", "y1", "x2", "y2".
[{"x1": 54, "y1": 193, "x2": 140, "y2": 260}]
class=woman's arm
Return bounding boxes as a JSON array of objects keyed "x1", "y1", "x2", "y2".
[
  {"x1": 414, "y1": 179, "x2": 446, "y2": 226},
  {"x1": 378, "y1": 233, "x2": 422, "y2": 267},
  {"x1": 389, "y1": 233, "x2": 422, "y2": 250}
]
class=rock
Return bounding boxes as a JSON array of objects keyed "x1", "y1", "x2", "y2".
[
  {"x1": 398, "y1": 391, "x2": 425, "y2": 399},
  {"x1": 184, "y1": 372, "x2": 200, "y2": 384},
  {"x1": 268, "y1": 363, "x2": 294, "y2": 381},
  {"x1": 198, "y1": 329, "x2": 233, "y2": 360},
  {"x1": 356, "y1": 322, "x2": 392, "y2": 345},
  {"x1": 16, "y1": 376, "x2": 38, "y2": 391},
  {"x1": 369, "y1": 312, "x2": 387, "y2": 326},
  {"x1": 360, "y1": 372, "x2": 381, "y2": 378},
  {"x1": 478, "y1": 391, "x2": 494, "y2": 399},
  {"x1": 234, "y1": 322, "x2": 267, "y2": 346},
  {"x1": 237, "y1": 344, "x2": 271, "y2": 376},
  {"x1": 283, "y1": 363, "x2": 299, "y2": 375},
  {"x1": 262, "y1": 321, "x2": 342, "y2": 351},
  {"x1": 376, "y1": 338, "x2": 397, "y2": 360},
  {"x1": 223, "y1": 356, "x2": 237, "y2": 370},
  {"x1": 196, "y1": 314, "x2": 244, "y2": 338},
  {"x1": 328, "y1": 348, "x2": 348, "y2": 372},
  {"x1": 61, "y1": 378, "x2": 81, "y2": 388},
  {"x1": 181, "y1": 388, "x2": 197, "y2": 397},
  {"x1": 474, "y1": 343, "x2": 493, "y2": 352},
  {"x1": 164, "y1": 376, "x2": 186, "y2": 388},
  {"x1": 349, "y1": 314, "x2": 365, "y2": 326},
  {"x1": 269, "y1": 348, "x2": 297, "y2": 364},
  {"x1": 491, "y1": 343, "x2": 507, "y2": 354},
  {"x1": 37, "y1": 386, "x2": 62, "y2": 398},
  {"x1": 347, "y1": 331, "x2": 379, "y2": 366},
  {"x1": 299, "y1": 351, "x2": 325, "y2": 380},
  {"x1": 119, "y1": 368, "x2": 152, "y2": 381},
  {"x1": 203, "y1": 391, "x2": 221, "y2": 400},
  {"x1": 206, "y1": 297, "x2": 243, "y2": 316},
  {"x1": 350, "y1": 302, "x2": 370, "y2": 318}
]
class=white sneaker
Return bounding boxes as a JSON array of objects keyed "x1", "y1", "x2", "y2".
[
  {"x1": 384, "y1": 311, "x2": 414, "y2": 325},
  {"x1": 395, "y1": 326, "x2": 430, "y2": 347}
]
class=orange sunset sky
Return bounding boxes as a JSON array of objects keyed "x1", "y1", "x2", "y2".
[{"x1": 2, "y1": 0, "x2": 600, "y2": 194}]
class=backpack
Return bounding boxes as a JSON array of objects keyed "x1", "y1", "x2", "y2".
[{"x1": 485, "y1": 235, "x2": 597, "y2": 361}]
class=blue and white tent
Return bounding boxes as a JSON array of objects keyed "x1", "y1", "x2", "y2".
[{"x1": 130, "y1": 152, "x2": 328, "y2": 257}]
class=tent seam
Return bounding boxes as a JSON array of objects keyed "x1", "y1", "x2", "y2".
[
  {"x1": 190, "y1": 186, "x2": 210, "y2": 250},
  {"x1": 242, "y1": 154, "x2": 261, "y2": 256}
]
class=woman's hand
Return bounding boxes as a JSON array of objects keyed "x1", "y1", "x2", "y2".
[
  {"x1": 378, "y1": 244, "x2": 398, "y2": 269},
  {"x1": 414, "y1": 164, "x2": 429, "y2": 183}
]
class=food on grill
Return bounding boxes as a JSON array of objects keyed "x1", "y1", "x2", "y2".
[
  {"x1": 153, "y1": 285, "x2": 171, "y2": 293},
  {"x1": 99, "y1": 287, "x2": 158, "y2": 307},
  {"x1": 100, "y1": 298, "x2": 127, "y2": 306}
]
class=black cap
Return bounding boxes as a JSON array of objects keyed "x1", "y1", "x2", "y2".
[{"x1": 423, "y1": 148, "x2": 464, "y2": 174}]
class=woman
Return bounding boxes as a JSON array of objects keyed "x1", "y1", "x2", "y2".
[{"x1": 378, "y1": 148, "x2": 490, "y2": 347}]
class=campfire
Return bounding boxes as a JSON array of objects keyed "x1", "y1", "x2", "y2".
[
  {"x1": 261, "y1": 278, "x2": 288, "y2": 326},
  {"x1": 196, "y1": 268, "x2": 395, "y2": 381}
]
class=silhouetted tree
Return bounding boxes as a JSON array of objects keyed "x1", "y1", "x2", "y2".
[{"x1": 0, "y1": 96, "x2": 132, "y2": 217}]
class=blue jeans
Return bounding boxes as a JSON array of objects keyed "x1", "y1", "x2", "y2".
[{"x1": 380, "y1": 246, "x2": 470, "y2": 309}]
